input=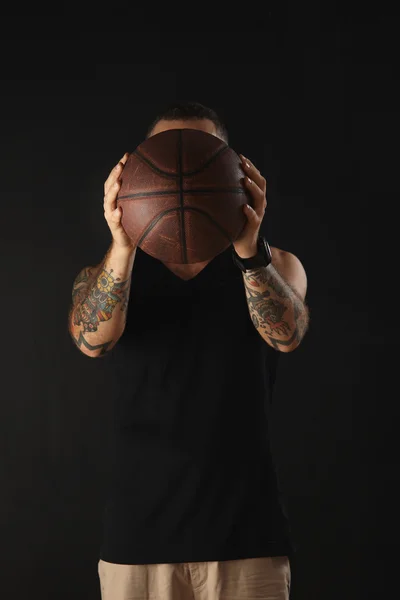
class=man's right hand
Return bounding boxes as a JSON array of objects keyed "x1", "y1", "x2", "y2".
[{"x1": 104, "y1": 153, "x2": 136, "y2": 250}]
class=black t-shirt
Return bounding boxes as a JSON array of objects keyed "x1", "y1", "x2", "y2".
[{"x1": 99, "y1": 245, "x2": 295, "y2": 564}]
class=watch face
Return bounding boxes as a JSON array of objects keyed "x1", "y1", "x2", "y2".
[{"x1": 261, "y1": 237, "x2": 272, "y2": 262}]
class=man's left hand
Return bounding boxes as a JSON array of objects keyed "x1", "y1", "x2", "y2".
[{"x1": 233, "y1": 154, "x2": 267, "y2": 259}]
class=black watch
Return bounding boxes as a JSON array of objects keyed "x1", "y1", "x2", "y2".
[{"x1": 232, "y1": 235, "x2": 272, "y2": 272}]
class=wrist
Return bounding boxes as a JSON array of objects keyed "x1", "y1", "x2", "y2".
[
  {"x1": 233, "y1": 240, "x2": 258, "y2": 259},
  {"x1": 232, "y1": 236, "x2": 272, "y2": 272},
  {"x1": 111, "y1": 240, "x2": 137, "y2": 257}
]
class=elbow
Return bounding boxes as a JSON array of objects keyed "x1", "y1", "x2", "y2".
[
  {"x1": 274, "y1": 342, "x2": 297, "y2": 353},
  {"x1": 282, "y1": 342, "x2": 300, "y2": 353},
  {"x1": 68, "y1": 324, "x2": 115, "y2": 358},
  {"x1": 281, "y1": 311, "x2": 310, "y2": 352},
  {"x1": 70, "y1": 336, "x2": 106, "y2": 358},
  {"x1": 68, "y1": 322, "x2": 101, "y2": 358},
  {"x1": 269, "y1": 334, "x2": 304, "y2": 353},
  {"x1": 281, "y1": 334, "x2": 307, "y2": 353}
]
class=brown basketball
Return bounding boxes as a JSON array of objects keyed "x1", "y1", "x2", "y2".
[{"x1": 117, "y1": 128, "x2": 251, "y2": 263}]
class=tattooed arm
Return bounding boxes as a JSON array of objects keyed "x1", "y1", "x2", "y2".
[
  {"x1": 68, "y1": 242, "x2": 137, "y2": 357},
  {"x1": 243, "y1": 247, "x2": 309, "y2": 352}
]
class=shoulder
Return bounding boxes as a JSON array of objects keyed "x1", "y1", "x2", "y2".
[{"x1": 270, "y1": 246, "x2": 308, "y2": 301}]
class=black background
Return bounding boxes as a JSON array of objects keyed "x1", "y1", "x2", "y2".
[{"x1": 2, "y1": 5, "x2": 399, "y2": 599}]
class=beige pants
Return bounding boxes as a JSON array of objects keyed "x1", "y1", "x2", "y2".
[{"x1": 98, "y1": 555, "x2": 291, "y2": 599}]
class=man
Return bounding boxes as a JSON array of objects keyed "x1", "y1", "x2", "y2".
[{"x1": 68, "y1": 102, "x2": 309, "y2": 599}]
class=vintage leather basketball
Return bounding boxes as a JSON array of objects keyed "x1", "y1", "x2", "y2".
[{"x1": 117, "y1": 128, "x2": 251, "y2": 263}]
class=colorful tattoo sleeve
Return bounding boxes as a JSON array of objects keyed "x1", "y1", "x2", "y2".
[{"x1": 243, "y1": 265, "x2": 309, "y2": 351}]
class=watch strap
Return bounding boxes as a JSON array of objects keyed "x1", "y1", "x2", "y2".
[{"x1": 232, "y1": 236, "x2": 272, "y2": 272}]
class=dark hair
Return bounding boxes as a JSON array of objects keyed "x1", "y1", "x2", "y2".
[{"x1": 146, "y1": 101, "x2": 229, "y2": 143}]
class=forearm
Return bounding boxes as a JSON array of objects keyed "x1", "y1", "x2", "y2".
[
  {"x1": 68, "y1": 242, "x2": 137, "y2": 357},
  {"x1": 242, "y1": 264, "x2": 309, "y2": 352}
]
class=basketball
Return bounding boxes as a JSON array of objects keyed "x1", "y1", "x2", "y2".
[{"x1": 117, "y1": 128, "x2": 251, "y2": 264}]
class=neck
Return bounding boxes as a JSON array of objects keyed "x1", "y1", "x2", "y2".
[{"x1": 161, "y1": 258, "x2": 211, "y2": 278}]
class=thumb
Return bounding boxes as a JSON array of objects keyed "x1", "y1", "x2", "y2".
[
  {"x1": 111, "y1": 206, "x2": 122, "y2": 224},
  {"x1": 243, "y1": 203, "x2": 258, "y2": 223}
]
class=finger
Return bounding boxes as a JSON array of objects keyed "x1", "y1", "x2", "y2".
[
  {"x1": 109, "y1": 206, "x2": 122, "y2": 224},
  {"x1": 243, "y1": 203, "x2": 260, "y2": 225},
  {"x1": 239, "y1": 154, "x2": 260, "y2": 173},
  {"x1": 104, "y1": 205, "x2": 122, "y2": 227},
  {"x1": 243, "y1": 176, "x2": 266, "y2": 217},
  {"x1": 104, "y1": 180, "x2": 121, "y2": 215},
  {"x1": 240, "y1": 154, "x2": 266, "y2": 193},
  {"x1": 104, "y1": 152, "x2": 129, "y2": 196},
  {"x1": 241, "y1": 159, "x2": 266, "y2": 193},
  {"x1": 104, "y1": 163, "x2": 122, "y2": 196},
  {"x1": 104, "y1": 160, "x2": 123, "y2": 196}
]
